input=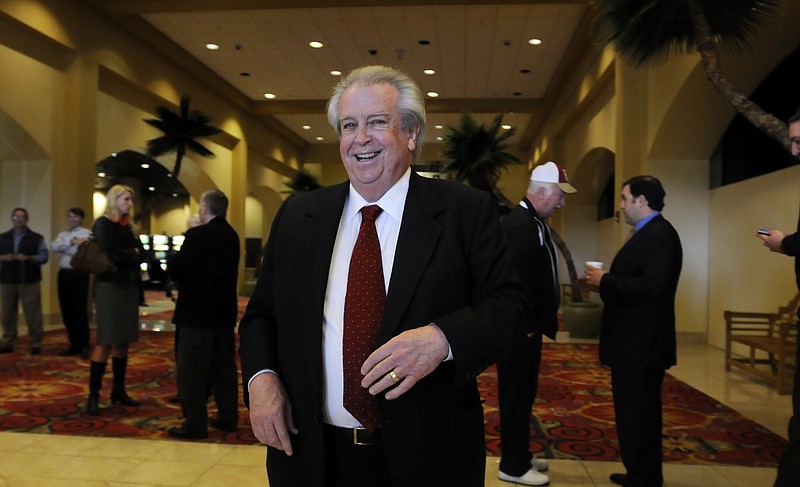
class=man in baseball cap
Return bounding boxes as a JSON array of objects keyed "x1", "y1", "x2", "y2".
[{"x1": 496, "y1": 161, "x2": 575, "y2": 485}]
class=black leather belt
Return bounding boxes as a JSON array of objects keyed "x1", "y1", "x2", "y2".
[{"x1": 324, "y1": 424, "x2": 381, "y2": 446}]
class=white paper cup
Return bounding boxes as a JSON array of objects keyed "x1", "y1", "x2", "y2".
[{"x1": 585, "y1": 261, "x2": 604, "y2": 269}]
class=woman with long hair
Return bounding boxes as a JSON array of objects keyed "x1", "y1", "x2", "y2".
[{"x1": 86, "y1": 184, "x2": 143, "y2": 415}]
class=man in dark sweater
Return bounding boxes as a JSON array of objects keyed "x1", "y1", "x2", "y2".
[{"x1": 0, "y1": 208, "x2": 48, "y2": 355}]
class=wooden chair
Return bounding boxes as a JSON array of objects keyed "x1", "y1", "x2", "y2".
[{"x1": 724, "y1": 293, "x2": 799, "y2": 394}]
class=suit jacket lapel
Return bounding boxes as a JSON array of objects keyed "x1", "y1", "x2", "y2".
[{"x1": 381, "y1": 174, "x2": 444, "y2": 341}]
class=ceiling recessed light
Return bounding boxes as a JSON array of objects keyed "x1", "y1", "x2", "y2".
[
  {"x1": 423, "y1": 69, "x2": 435, "y2": 75},
  {"x1": 434, "y1": 125, "x2": 443, "y2": 129},
  {"x1": 418, "y1": 40, "x2": 430, "y2": 45},
  {"x1": 330, "y1": 70, "x2": 342, "y2": 76},
  {"x1": 148, "y1": 186, "x2": 156, "y2": 192},
  {"x1": 240, "y1": 72, "x2": 250, "y2": 77},
  {"x1": 309, "y1": 41, "x2": 323, "y2": 49},
  {"x1": 513, "y1": 92, "x2": 522, "y2": 96},
  {"x1": 98, "y1": 172, "x2": 106, "y2": 178},
  {"x1": 436, "y1": 136, "x2": 443, "y2": 141},
  {"x1": 528, "y1": 38, "x2": 542, "y2": 46},
  {"x1": 264, "y1": 93, "x2": 276, "y2": 99},
  {"x1": 205, "y1": 43, "x2": 220, "y2": 50},
  {"x1": 427, "y1": 91, "x2": 439, "y2": 98},
  {"x1": 302, "y1": 125, "x2": 311, "y2": 130},
  {"x1": 111, "y1": 153, "x2": 118, "y2": 157},
  {"x1": 502, "y1": 124, "x2": 512, "y2": 130},
  {"x1": 140, "y1": 163, "x2": 150, "y2": 169},
  {"x1": 520, "y1": 69, "x2": 531, "y2": 74},
  {"x1": 316, "y1": 136, "x2": 324, "y2": 141}
]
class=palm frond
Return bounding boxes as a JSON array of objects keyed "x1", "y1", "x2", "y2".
[
  {"x1": 592, "y1": 0, "x2": 781, "y2": 66},
  {"x1": 142, "y1": 95, "x2": 221, "y2": 179}
]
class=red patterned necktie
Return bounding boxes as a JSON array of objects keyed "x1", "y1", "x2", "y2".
[{"x1": 343, "y1": 205, "x2": 385, "y2": 431}]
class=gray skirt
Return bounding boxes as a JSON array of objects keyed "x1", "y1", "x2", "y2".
[{"x1": 94, "y1": 279, "x2": 139, "y2": 345}]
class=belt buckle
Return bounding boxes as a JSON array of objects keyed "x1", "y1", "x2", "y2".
[{"x1": 352, "y1": 427, "x2": 371, "y2": 446}]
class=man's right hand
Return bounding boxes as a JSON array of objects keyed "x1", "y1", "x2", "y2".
[{"x1": 248, "y1": 372, "x2": 298, "y2": 455}]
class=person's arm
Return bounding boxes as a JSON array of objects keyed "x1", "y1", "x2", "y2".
[{"x1": 51, "y1": 231, "x2": 71, "y2": 253}]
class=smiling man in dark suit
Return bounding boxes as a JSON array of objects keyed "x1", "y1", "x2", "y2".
[
  {"x1": 167, "y1": 189, "x2": 240, "y2": 440},
  {"x1": 584, "y1": 175, "x2": 683, "y2": 487},
  {"x1": 238, "y1": 65, "x2": 525, "y2": 487}
]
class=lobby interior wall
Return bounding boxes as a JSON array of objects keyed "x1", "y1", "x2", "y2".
[
  {"x1": 1, "y1": 0, "x2": 308, "y2": 308},
  {"x1": 707, "y1": 166, "x2": 799, "y2": 349}
]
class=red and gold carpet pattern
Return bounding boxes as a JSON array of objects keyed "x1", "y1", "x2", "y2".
[{"x1": 480, "y1": 343, "x2": 788, "y2": 466}]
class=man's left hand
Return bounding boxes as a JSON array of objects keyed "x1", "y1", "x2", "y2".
[{"x1": 361, "y1": 325, "x2": 449, "y2": 400}]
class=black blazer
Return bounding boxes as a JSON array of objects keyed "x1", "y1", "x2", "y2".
[
  {"x1": 598, "y1": 214, "x2": 683, "y2": 370},
  {"x1": 238, "y1": 172, "x2": 526, "y2": 487},
  {"x1": 168, "y1": 216, "x2": 240, "y2": 328},
  {"x1": 501, "y1": 199, "x2": 559, "y2": 340}
]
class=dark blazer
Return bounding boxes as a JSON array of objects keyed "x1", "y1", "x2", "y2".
[
  {"x1": 598, "y1": 214, "x2": 683, "y2": 370},
  {"x1": 239, "y1": 172, "x2": 525, "y2": 487},
  {"x1": 501, "y1": 199, "x2": 559, "y2": 340},
  {"x1": 168, "y1": 216, "x2": 240, "y2": 328}
]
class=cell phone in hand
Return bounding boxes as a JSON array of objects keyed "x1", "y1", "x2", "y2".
[{"x1": 757, "y1": 227, "x2": 770, "y2": 236}]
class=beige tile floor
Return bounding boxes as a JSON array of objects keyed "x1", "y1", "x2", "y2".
[{"x1": 0, "y1": 336, "x2": 788, "y2": 486}]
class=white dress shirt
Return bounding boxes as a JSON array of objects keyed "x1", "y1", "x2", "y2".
[
  {"x1": 51, "y1": 226, "x2": 91, "y2": 269},
  {"x1": 322, "y1": 169, "x2": 409, "y2": 427}
]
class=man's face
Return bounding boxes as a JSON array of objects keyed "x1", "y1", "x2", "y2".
[
  {"x1": 535, "y1": 186, "x2": 566, "y2": 219},
  {"x1": 67, "y1": 211, "x2": 82, "y2": 230},
  {"x1": 619, "y1": 184, "x2": 645, "y2": 226},
  {"x1": 11, "y1": 210, "x2": 27, "y2": 230},
  {"x1": 337, "y1": 82, "x2": 417, "y2": 201},
  {"x1": 790, "y1": 121, "x2": 800, "y2": 157}
]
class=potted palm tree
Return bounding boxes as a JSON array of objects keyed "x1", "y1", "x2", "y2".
[
  {"x1": 144, "y1": 95, "x2": 222, "y2": 180},
  {"x1": 442, "y1": 112, "x2": 521, "y2": 213}
]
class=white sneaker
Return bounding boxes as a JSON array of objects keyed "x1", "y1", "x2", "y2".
[
  {"x1": 499, "y1": 467, "x2": 550, "y2": 486},
  {"x1": 531, "y1": 457, "x2": 549, "y2": 472}
]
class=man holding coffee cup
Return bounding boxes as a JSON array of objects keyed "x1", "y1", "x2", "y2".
[
  {"x1": 584, "y1": 175, "x2": 683, "y2": 487},
  {"x1": 496, "y1": 161, "x2": 576, "y2": 486}
]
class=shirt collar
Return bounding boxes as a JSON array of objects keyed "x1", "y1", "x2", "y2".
[
  {"x1": 345, "y1": 168, "x2": 411, "y2": 224},
  {"x1": 634, "y1": 211, "x2": 660, "y2": 232}
]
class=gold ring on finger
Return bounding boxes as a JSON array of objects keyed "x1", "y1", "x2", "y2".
[{"x1": 389, "y1": 370, "x2": 400, "y2": 383}]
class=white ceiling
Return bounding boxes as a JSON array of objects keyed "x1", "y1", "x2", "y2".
[{"x1": 86, "y1": 0, "x2": 592, "y2": 157}]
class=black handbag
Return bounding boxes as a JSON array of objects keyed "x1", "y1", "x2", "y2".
[{"x1": 70, "y1": 238, "x2": 115, "y2": 276}]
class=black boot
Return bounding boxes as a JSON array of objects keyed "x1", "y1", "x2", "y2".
[
  {"x1": 111, "y1": 356, "x2": 141, "y2": 406},
  {"x1": 87, "y1": 361, "x2": 106, "y2": 416}
]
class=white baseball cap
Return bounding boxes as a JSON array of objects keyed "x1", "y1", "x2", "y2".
[{"x1": 530, "y1": 161, "x2": 577, "y2": 193}]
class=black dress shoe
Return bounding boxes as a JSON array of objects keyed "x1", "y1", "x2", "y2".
[
  {"x1": 609, "y1": 473, "x2": 627, "y2": 485},
  {"x1": 168, "y1": 427, "x2": 208, "y2": 440},
  {"x1": 110, "y1": 390, "x2": 141, "y2": 406},
  {"x1": 0, "y1": 346, "x2": 12, "y2": 354},
  {"x1": 209, "y1": 419, "x2": 238, "y2": 433}
]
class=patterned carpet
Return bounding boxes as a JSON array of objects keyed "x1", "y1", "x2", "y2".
[
  {"x1": 481, "y1": 343, "x2": 788, "y2": 467},
  {"x1": 0, "y1": 302, "x2": 788, "y2": 465}
]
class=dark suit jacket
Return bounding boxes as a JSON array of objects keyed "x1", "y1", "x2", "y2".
[
  {"x1": 168, "y1": 216, "x2": 240, "y2": 328},
  {"x1": 598, "y1": 214, "x2": 682, "y2": 370},
  {"x1": 238, "y1": 172, "x2": 525, "y2": 487},
  {"x1": 501, "y1": 199, "x2": 559, "y2": 340}
]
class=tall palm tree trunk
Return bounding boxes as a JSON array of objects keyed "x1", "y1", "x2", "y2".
[{"x1": 687, "y1": 0, "x2": 789, "y2": 150}]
